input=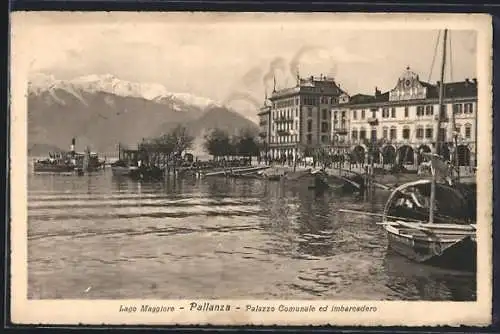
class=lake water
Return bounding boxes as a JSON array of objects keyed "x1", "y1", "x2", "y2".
[{"x1": 27, "y1": 169, "x2": 476, "y2": 301}]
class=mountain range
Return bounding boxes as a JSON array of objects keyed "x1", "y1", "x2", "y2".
[{"x1": 27, "y1": 73, "x2": 259, "y2": 157}]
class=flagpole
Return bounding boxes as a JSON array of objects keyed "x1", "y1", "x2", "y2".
[{"x1": 429, "y1": 28, "x2": 448, "y2": 225}]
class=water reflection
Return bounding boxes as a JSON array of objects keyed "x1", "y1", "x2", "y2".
[
  {"x1": 27, "y1": 170, "x2": 476, "y2": 300},
  {"x1": 382, "y1": 253, "x2": 476, "y2": 301}
]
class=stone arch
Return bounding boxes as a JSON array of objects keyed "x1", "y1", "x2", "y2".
[
  {"x1": 367, "y1": 144, "x2": 381, "y2": 164},
  {"x1": 397, "y1": 145, "x2": 414, "y2": 165},
  {"x1": 351, "y1": 145, "x2": 366, "y2": 164},
  {"x1": 456, "y1": 145, "x2": 471, "y2": 166},
  {"x1": 381, "y1": 144, "x2": 397, "y2": 165},
  {"x1": 417, "y1": 144, "x2": 432, "y2": 165}
]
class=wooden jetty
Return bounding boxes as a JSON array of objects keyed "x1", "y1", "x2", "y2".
[{"x1": 203, "y1": 165, "x2": 270, "y2": 177}]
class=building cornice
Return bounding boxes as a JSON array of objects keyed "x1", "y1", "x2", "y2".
[{"x1": 345, "y1": 96, "x2": 477, "y2": 109}]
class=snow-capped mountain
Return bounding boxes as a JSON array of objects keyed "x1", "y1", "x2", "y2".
[
  {"x1": 27, "y1": 73, "x2": 258, "y2": 155},
  {"x1": 28, "y1": 73, "x2": 222, "y2": 110}
]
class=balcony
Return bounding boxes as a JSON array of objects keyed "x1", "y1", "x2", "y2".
[
  {"x1": 333, "y1": 128, "x2": 348, "y2": 135},
  {"x1": 367, "y1": 118, "x2": 379, "y2": 126},
  {"x1": 277, "y1": 130, "x2": 291, "y2": 136},
  {"x1": 273, "y1": 116, "x2": 294, "y2": 123}
]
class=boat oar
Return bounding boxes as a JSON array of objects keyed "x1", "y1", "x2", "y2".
[
  {"x1": 339, "y1": 209, "x2": 476, "y2": 231},
  {"x1": 338, "y1": 209, "x2": 424, "y2": 223}
]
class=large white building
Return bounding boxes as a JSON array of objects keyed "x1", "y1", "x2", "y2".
[
  {"x1": 260, "y1": 75, "x2": 346, "y2": 160},
  {"x1": 332, "y1": 67, "x2": 477, "y2": 167},
  {"x1": 259, "y1": 67, "x2": 478, "y2": 167}
]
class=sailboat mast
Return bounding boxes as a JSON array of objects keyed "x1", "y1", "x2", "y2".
[{"x1": 429, "y1": 28, "x2": 448, "y2": 224}]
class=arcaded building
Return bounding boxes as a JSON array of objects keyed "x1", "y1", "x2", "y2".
[{"x1": 332, "y1": 67, "x2": 478, "y2": 167}]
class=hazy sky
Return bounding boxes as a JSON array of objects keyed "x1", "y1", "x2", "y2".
[{"x1": 23, "y1": 13, "x2": 477, "y2": 117}]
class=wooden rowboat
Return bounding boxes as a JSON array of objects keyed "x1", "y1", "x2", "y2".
[{"x1": 381, "y1": 179, "x2": 476, "y2": 272}]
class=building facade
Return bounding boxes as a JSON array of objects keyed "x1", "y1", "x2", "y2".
[
  {"x1": 266, "y1": 75, "x2": 346, "y2": 160},
  {"x1": 258, "y1": 103, "x2": 271, "y2": 158},
  {"x1": 259, "y1": 67, "x2": 478, "y2": 167},
  {"x1": 340, "y1": 67, "x2": 477, "y2": 167}
]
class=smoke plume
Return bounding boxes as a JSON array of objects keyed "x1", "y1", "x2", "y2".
[
  {"x1": 262, "y1": 57, "x2": 286, "y2": 89},
  {"x1": 241, "y1": 67, "x2": 264, "y2": 88},
  {"x1": 222, "y1": 91, "x2": 261, "y2": 109}
]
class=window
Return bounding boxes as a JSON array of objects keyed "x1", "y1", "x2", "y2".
[
  {"x1": 307, "y1": 107, "x2": 313, "y2": 117},
  {"x1": 360, "y1": 128, "x2": 367, "y2": 140},
  {"x1": 295, "y1": 109, "x2": 298, "y2": 117},
  {"x1": 391, "y1": 107, "x2": 396, "y2": 118},
  {"x1": 351, "y1": 129, "x2": 358, "y2": 140},
  {"x1": 464, "y1": 103, "x2": 474, "y2": 114},
  {"x1": 402, "y1": 127, "x2": 410, "y2": 139},
  {"x1": 321, "y1": 122, "x2": 329, "y2": 133},
  {"x1": 416, "y1": 106, "x2": 424, "y2": 116},
  {"x1": 371, "y1": 109, "x2": 377, "y2": 119},
  {"x1": 341, "y1": 111, "x2": 346, "y2": 119},
  {"x1": 321, "y1": 135, "x2": 329, "y2": 144},
  {"x1": 371, "y1": 128, "x2": 377, "y2": 140},
  {"x1": 416, "y1": 127, "x2": 424, "y2": 139},
  {"x1": 361, "y1": 110, "x2": 365, "y2": 119},
  {"x1": 404, "y1": 106, "x2": 409, "y2": 118},
  {"x1": 353, "y1": 110, "x2": 358, "y2": 120},
  {"x1": 382, "y1": 108, "x2": 389, "y2": 118},
  {"x1": 425, "y1": 105, "x2": 434, "y2": 116},
  {"x1": 307, "y1": 120, "x2": 313, "y2": 132},
  {"x1": 382, "y1": 126, "x2": 388, "y2": 139},
  {"x1": 333, "y1": 111, "x2": 338, "y2": 120},
  {"x1": 454, "y1": 124, "x2": 461, "y2": 136},
  {"x1": 425, "y1": 127, "x2": 433, "y2": 139},
  {"x1": 306, "y1": 134, "x2": 312, "y2": 144},
  {"x1": 390, "y1": 127, "x2": 397, "y2": 140},
  {"x1": 295, "y1": 120, "x2": 299, "y2": 130},
  {"x1": 341, "y1": 119, "x2": 346, "y2": 129},
  {"x1": 322, "y1": 109, "x2": 328, "y2": 120},
  {"x1": 453, "y1": 104, "x2": 463, "y2": 114},
  {"x1": 465, "y1": 123, "x2": 472, "y2": 138}
]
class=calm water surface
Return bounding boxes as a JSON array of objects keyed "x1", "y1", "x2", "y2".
[{"x1": 28, "y1": 169, "x2": 476, "y2": 301}]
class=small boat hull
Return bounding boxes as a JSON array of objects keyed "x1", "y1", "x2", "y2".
[
  {"x1": 33, "y1": 162, "x2": 77, "y2": 173},
  {"x1": 111, "y1": 166, "x2": 137, "y2": 176},
  {"x1": 129, "y1": 167, "x2": 165, "y2": 181},
  {"x1": 385, "y1": 224, "x2": 476, "y2": 272}
]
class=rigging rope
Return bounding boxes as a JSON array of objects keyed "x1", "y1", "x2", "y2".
[{"x1": 427, "y1": 30, "x2": 441, "y2": 83}]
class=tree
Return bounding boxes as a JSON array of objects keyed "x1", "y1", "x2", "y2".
[
  {"x1": 236, "y1": 128, "x2": 260, "y2": 159},
  {"x1": 137, "y1": 125, "x2": 193, "y2": 168},
  {"x1": 203, "y1": 128, "x2": 232, "y2": 160},
  {"x1": 170, "y1": 125, "x2": 194, "y2": 156}
]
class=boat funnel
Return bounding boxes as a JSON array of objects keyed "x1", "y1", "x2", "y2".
[{"x1": 70, "y1": 138, "x2": 76, "y2": 153}]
